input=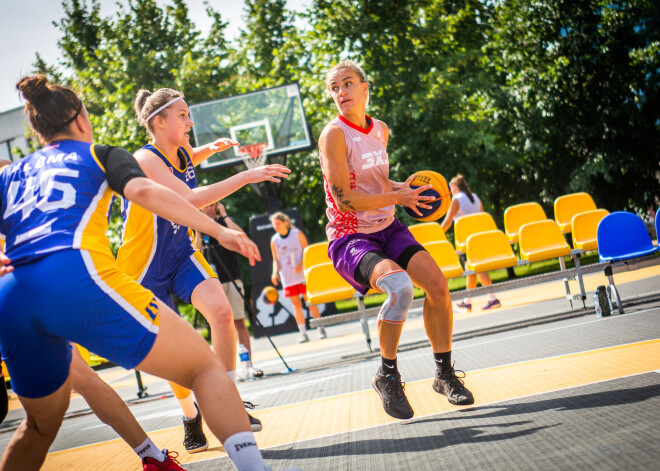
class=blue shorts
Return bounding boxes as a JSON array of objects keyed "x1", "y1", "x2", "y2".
[
  {"x1": 141, "y1": 247, "x2": 216, "y2": 307},
  {"x1": 0, "y1": 250, "x2": 159, "y2": 399},
  {"x1": 328, "y1": 218, "x2": 421, "y2": 295}
]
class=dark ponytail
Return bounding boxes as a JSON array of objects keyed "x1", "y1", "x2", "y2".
[{"x1": 16, "y1": 75, "x2": 82, "y2": 141}]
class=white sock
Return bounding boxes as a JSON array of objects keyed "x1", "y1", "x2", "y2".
[
  {"x1": 489, "y1": 293, "x2": 498, "y2": 301},
  {"x1": 463, "y1": 298, "x2": 471, "y2": 304},
  {"x1": 223, "y1": 431, "x2": 265, "y2": 471},
  {"x1": 177, "y1": 393, "x2": 198, "y2": 420},
  {"x1": 134, "y1": 437, "x2": 165, "y2": 462},
  {"x1": 227, "y1": 369, "x2": 237, "y2": 383},
  {"x1": 298, "y1": 324, "x2": 307, "y2": 334}
]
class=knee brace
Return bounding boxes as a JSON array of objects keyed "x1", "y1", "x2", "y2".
[{"x1": 375, "y1": 270, "x2": 414, "y2": 324}]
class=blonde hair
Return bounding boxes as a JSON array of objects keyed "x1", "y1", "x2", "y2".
[
  {"x1": 134, "y1": 88, "x2": 184, "y2": 136},
  {"x1": 325, "y1": 60, "x2": 369, "y2": 98},
  {"x1": 269, "y1": 212, "x2": 293, "y2": 230}
]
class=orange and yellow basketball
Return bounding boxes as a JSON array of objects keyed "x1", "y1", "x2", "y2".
[
  {"x1": 403, "y1": 170, "x2": 451, "y2": 222},
  {"x1": 262, "y1": 286, "x2": 278, "y2": 305}
]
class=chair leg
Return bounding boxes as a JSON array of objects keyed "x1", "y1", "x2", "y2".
[
  {"x1": 604, "y1": 265, "x2": 624, "y2": 314},
  {"x1": 572, "y1": 253, "x2": 586, "y2": 308},
  {"x1": 558, "y1": 256, "x2": 573, "y2": 308},
  {"x1": 357, "y1": 295, "x2": 372, "y2": 352}
]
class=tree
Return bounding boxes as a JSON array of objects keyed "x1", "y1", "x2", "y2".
[{"x1": 488, "y1": 0, "x2": 660, "y2": 214}]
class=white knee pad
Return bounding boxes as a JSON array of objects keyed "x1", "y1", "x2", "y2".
[{"x1": 375, "y1": 270, "x2": 414, "y2": 324}]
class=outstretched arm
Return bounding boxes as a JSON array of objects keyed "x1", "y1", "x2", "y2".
[
  {"x1": 135, "y1": 148, "x2": 290, "y2": 209},
  {"x1": 123, "y1": 177, "x2": 260, "y2": 265}
]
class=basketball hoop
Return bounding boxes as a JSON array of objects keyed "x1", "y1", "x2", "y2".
[{"x1": 238, "y1": 143, "x2": 268, "y2": 170}]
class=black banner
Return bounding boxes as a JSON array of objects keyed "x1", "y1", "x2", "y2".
[{"x1": 248, "y1": 209, "x2": 336, "y2": 338}]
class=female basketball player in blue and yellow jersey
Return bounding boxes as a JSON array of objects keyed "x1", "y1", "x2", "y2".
[
  {"x1": 318, "y1": 60, "x2": 474, "y2": 420},
  {"x1": 0, "y1": 76, "x2": 277, "y2": 471},
  {"x1": 116, "y1": 88, "x2": 289, "y2": 451}
]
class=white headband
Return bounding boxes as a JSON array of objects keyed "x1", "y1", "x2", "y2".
[{"x1": 146, "y1": 97, "x2": 183, "y2": 123}]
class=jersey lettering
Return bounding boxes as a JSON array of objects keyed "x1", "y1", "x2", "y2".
[
  {"x1": 4, "y1": 168, "x2": 79, "y2": 242},
  {"x1": 361, "y1": 150, "x2": 387, "y2": 170}
]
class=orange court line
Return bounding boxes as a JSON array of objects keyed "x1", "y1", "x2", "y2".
[{"x1": 41, "y1": 339, "x2": 660, "y2": 470}]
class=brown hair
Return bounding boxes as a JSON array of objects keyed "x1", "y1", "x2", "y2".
[
  {"x1": 325, "y1": 60, "x2": 369, "y2": 98},
  {"x1": 269, "y1": 212, "x2": 293, "y2": 230},
  {"x1": 449, "y1": 174, "x2": 475, "y2": 204},
  {"x1": 16, "y1": 75, "x2": 83, "y2": 141},
  {"x1": 134, "y1": 88, "x2": 184, "y2": 135}
]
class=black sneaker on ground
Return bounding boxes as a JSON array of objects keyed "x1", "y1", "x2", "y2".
[
  {"x1": 433, "y1": 367, "x2": 474, "y2": 405},
  {"x1": 182, "y1": 403, "x2": 208, "y2": 453},
  {"x1": 243, "y1": 401, "x2": 263, "y2": 432},
  {"x1": 371, "y1": 369, "x2": 414, "y2": 419}
]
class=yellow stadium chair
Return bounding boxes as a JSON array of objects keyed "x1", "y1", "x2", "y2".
[
  {"x1": 504, "y1": 202, "x2": 547, "y2": 244},
  {"x1": 454, "y1": 212, "x2": 497, "y2": 254},
  {"x1": 1, "y1": 360, "x2": 9, "y2": 381},
  {"x1": 519, "y1": 220, "x2": 571, "y2": 262},
  {"x1": 303, "y1": 241, "x2": 330, "y2": 276},
  {"x1": 465, "y1": 230, "x2": 518, "y2": 273},
  {"x1": 424, "y1": 241, "x2": 463, "y2": 279},
  {"x1": 572, "y1": 209, "x2": 610, "y2": 252},
  {"x1": 409, "y1": 222, "x2": 447, "y2": 245},
  {"x1": 305, "y1": 262, "x2": 355, "y2": 306},
  {"x1": 554, "y1": 192, "x2": 597, "y2": 234}
]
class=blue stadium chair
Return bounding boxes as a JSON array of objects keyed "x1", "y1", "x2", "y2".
[
  {"x1": 597, "y1": 212, "x2": 659, "y2": 262},
  {"x1": 596, "y1": 211, "x2": 659, "y2": 314},
  {"x1": 656, "y1": 211, "x2": 659, "y2": 246}
]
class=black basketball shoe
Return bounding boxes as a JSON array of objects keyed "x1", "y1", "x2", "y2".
[
  {"x1": 433, "y1": 366, "x2": 474, "y2": 405},
  {"x1": 372, "y1": 369, "x2": 414, "y2": 419},
  {"x1": 244, "y1": 401, "x2": 263, "y2": 432},
  {"x1": 182, "y1": 403, "x2": 208, "y2": 453}
]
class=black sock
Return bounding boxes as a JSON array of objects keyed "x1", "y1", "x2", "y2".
[
  {"x1": 434, "y1": 351, "x2": 452, "y2": 373},
  {"x1": 381, "y1": 356, "x2": 398, "y2": 376}
]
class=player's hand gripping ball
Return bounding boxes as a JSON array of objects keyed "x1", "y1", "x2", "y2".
[
  {"x1": 262, "y1": 286, "x2": 278, "y2": 305},
  {"x1": 403, "y1": 170, "x2": 451, "y2": 222}
]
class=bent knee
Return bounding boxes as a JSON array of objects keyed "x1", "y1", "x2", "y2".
[{"x1": 376, "y1": 270, "x2": 414, "y2": 323}]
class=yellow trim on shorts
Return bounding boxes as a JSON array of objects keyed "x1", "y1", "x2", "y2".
[
  {"x1": 193, "y1": 249, "x2": 217, "y2": 278},
  {"x1": 84, "y1": 250, "x2": 160, "y2": 330}
]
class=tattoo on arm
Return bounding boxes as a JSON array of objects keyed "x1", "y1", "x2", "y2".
[{"x1": 331, "y1": 185, "x2": 355, "y2": 211}]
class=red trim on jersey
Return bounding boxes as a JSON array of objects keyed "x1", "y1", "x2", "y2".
[{"x1": 337, "y1": 114, "x2": 374, "y2": 135}]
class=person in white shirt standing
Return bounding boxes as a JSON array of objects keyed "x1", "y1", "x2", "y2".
[{"x1": 270, "y1": 212, "x2": 326, "y2": 343}]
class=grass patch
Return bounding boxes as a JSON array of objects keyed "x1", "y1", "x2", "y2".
[{"x1": 333, "y1": 252, "x2": 601, "y2": 314}]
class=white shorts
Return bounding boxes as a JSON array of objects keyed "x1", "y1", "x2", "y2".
[{"x1": 222, "y1": 279, "x2": 246, "y2": 321}]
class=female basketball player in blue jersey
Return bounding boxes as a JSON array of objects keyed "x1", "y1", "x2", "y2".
[
  {"x1": 0, "y1": 76, "x2": 277, "y2": 471},
  {"x1": 318, "y1": 60, "x2": 474, "y2": 420},
  {"x1": 116, "y1": 87, "x2": 290, "y2": 451}
]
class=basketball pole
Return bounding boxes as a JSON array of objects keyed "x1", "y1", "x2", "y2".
[{"x1": 203, "y1": 243, "x2": 297, "y2": 374}]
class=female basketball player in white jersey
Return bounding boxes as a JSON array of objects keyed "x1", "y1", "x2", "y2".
[
  {"x1": 441, "y1": 174, "x2": 501, "y2": 311},
  {"x1": 116, "y1": 88, "x2": 289, "y2": 451},
  {"x1": 317, "y1": 60, "x2": 474, "y2": 420},
  {"x1": 0, "y1": 76, "x2": 274, "y2": 470},
  {"x1": 269, "y1": 212, "x2": 326, "y2": 343}
]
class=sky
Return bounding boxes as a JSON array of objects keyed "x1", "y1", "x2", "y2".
[{"x1": 0, "y1": 0, "x2": 309, "y2": 114}]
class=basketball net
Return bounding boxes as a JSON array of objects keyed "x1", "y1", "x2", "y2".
[{"x1": 238, "y1": 143, "x2": 268, "y2": 170}]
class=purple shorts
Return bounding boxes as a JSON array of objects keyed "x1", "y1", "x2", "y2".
[{"x1": 328, "y1": 218, "x2": 421, "y2": 295}]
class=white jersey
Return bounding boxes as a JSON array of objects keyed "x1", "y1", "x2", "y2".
[
  {"x1": 454, "y1": 192, "x2": 482, "y2": 219},
  {"x1": 271, "y1": 227, "x2": 305, "y2": 288}
]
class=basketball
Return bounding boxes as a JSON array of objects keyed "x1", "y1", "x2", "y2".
[
  {"x1": 403, "y1": 170, "x2": 451, "y2": 222},
  {"x1": 262, "y1": 286, "x2": 278, "y2": 305}
]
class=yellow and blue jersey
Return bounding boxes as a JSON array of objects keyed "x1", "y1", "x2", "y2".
[
  {"x1": 0, "y1": 140, "x2": 115, "y2": 266},
  {"x1": 116, "y1": 143, "x2": 214, "y2": 304}
]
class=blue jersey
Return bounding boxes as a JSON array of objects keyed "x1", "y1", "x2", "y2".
[
  {"x1": 0, "y1": 140, "x2": 115, "y2": 265},
  {"x1": 116, "y1": 143, "x2": 200, "y2": 285}
]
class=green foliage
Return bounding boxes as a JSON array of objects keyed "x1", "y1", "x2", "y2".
[{"x1": 35, "y1": 0, "x2": 659, "y2": 273}]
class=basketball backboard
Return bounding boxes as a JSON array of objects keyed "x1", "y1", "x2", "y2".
[{"x1": 190, "y1": 83, "x2": 313, "y2": 170}]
